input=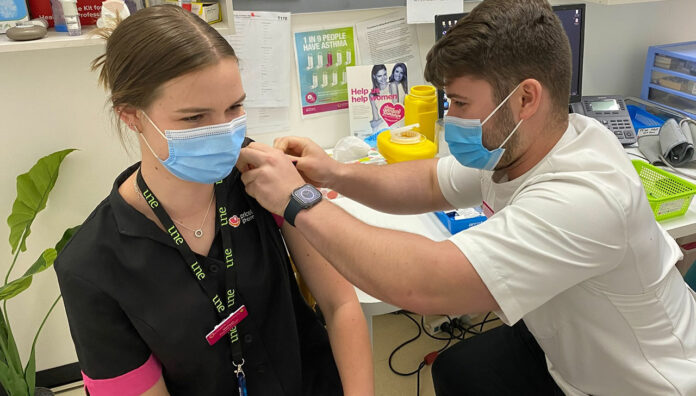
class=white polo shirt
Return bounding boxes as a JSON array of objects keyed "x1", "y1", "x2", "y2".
[{"x1": 438, "y1": 114, "x2": 696, "y2": 395}]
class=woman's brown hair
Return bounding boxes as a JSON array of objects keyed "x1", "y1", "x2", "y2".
[{"x1": 92, "y1": 4, "x2": 237, "y2": 142}]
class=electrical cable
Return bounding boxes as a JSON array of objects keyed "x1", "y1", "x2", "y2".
[
  {"x1": 388, "y1": 312, "x2": 425, "y2": 377},
  {"x1": 479, "y1": 312, "x2": 492, "y2": 333},
  {"x1": 451, "y1": 312, "x2": 501, "y2": 337},
  {"x1": 659, "y1": 154, "x2": 696, "y2": 180},
  {"x1": 627, "y1": 151, "x2": 648, "y2": 161},
  {"x1": 388, "y1": 312, "x2": 458, "y2": 396},
  {"x1": 387, "y1": 311, "x2": 502, "y2": 395},
  {"x1": 388, "y1": 312, "x2": 426, "y2": 396}
]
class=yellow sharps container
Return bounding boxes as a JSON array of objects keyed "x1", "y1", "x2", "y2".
[
  {"x1": 377, "y1": 126, "x2": 437, "y2": 164},
  {"x1": 404, "y1": 85, "x2": 438, "y2": 142}
]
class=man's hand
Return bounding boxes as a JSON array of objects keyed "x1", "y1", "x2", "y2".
[
  {"x1": 274, "y1": 136, "x2": 341, "y2": 189},
  {"x1": 236, "y1": 142, "x2": 305, "y2": 215}
]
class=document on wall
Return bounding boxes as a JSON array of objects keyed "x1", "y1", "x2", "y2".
[
  {"x1": 245, "y1": 107, "x2": 290, "y2": 135},
  {"x1": 406, "y1": 0, "x2": 463, "y2": 24},
  {"x1": 355, "y1": 9, "x2": 424, "y2": 86},
  {"x1": 293, "y1": 26, "x2": 357, "y2": 118},
  {"x1": 224, "y1": 11, "x2": 291, "y2": 108}
]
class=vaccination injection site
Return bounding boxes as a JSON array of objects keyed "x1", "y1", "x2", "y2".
[{"x1": 2, "y1": 0, "x2": 696, "y2": 395}]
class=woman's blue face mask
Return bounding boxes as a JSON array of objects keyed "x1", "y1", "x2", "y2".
[
  {"x1": 139, "y1": 112, "x2": 247, "y2": 184},
  {"x1": 444, "y1": 84, "x2": 524, "y2": 170}
]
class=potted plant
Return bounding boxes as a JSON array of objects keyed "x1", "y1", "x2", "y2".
[{"x1": 0, "y1": 149, "x2": 80, "y2": 396}]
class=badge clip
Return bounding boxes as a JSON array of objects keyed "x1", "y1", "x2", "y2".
[{"x1": 235, "y1": 360, "x2": 248, "y2": 396}]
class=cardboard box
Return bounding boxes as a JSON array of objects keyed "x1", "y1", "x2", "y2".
[
  {"x1": 434, "y1": 207, "x2": 487, "y2": 234},
  {"x1": 192, "y1": 2, "x2": 220, "y2": 24}
]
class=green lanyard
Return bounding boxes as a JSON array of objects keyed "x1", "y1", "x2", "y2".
[{"x1": 135, "y1": 170, "x2": 246, "y2": 371}]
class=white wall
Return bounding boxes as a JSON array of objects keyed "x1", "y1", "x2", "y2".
[{"x1": 1, "y1": 0, "x2": 695, "y2": 373}]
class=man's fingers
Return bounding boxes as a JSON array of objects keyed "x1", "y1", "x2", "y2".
[
  {"x1": 246, "y1": 141, "x2": 276, "y2": 153},
  {"x1": 240, "y1": 167, "x2": 258, "y2": 186},
  {"x1": 236, "y1": 147, "x2": 267, "y2": 172},
  {"x1": 273, "y1": 137, "x2": 290, "y2": 152},
  {"x1": 274, "y1": 136, "x2": 309, "y2": 156}
]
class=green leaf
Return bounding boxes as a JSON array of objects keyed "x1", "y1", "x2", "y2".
[
  {"x1": 0, "y1": 278, "x2": 32, "y2": 301},
  {"x1": 1, "y1": 370, "x2": 29, "y2": 396},
  {"x1": 2, "y1": 226, "x2": 80, "y2": 301},
  {"x1": 0, "y1": 359, "x2": 27, "y2": 396},
  {"x1": 20, "y1": 249, "x2": 56, "y2": 279},
  {"x1": 0, "y1": 314, "x2": 8, "y2": 365},
  {"x1": 55, "y1": 225, "x2": 80, "y2": 254},
  {"x1": 4, "y1": 320, "x2": 24, "y2": 378},
  {"x1": 7, "y1": 149, "x2": 76, "y2": 254},
  {"x1": 0, "y1": 226, "x2": 80, "y2": 302},
  {"x1": 23, "y1": 347, "x2": 35, "y2": 396},
  {"x1": 25, "y1": 295, "x2": 61, "y2": 396},
  {"x1": 0, "y1": 355, "x2": 14, "y2": 388}
]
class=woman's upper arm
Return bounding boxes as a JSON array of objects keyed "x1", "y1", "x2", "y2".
[
  {"x1": 56, "y1": 269, "x2": 163, "y2": 395},
  {"x1": 140, "y1": 376, "x2": 170, "y2": 396},
  {"x1": 280, "y1": 222, "x2": 358, "y2": 312}
]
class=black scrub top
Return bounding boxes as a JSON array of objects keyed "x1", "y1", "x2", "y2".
[{"x1": 54, "y1": 162, "x2": 342, "y2": 396}]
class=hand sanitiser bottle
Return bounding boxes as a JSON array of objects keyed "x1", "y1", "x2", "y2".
[{"x1": 60, "y1": 0, "x2": 81, "y2": 35}]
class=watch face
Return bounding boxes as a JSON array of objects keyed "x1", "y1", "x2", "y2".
[{"x1": 294, "y1": 185, "x2": 322, "y2": 205}]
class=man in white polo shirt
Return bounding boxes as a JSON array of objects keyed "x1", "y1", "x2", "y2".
[{"x1": 236, "y1": 0, "x2": 696, "y2": 394}]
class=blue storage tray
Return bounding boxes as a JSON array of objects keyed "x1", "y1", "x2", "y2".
[
  {"x1": 627, "y1": 104, "x2": 666, "y2": 137},
  {"x1": 434, "y1": 207, "x2": 487, "y2": 234}
]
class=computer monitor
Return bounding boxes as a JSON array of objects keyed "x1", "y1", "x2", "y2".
[{"x1": 434, "y1": 4, "x2": 585, "y2": 118}]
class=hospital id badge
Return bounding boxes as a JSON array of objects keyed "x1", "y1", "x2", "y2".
[{"x1": 205, "y1": 305, "x2": 248, "y2": 345}]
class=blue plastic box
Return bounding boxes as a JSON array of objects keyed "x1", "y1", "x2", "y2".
[
  {"x1": 434, "y1": 206, "x2": 487, "y2": 234},
  {"x1": 627, "y1": 104, "x2": 666, "y2": 137},
  {"x1": 641, "y1": 41, "x2": 696, "y2": 119}
]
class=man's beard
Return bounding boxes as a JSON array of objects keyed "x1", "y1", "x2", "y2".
[{"x1": 482, "y1": 104, "x2": 520, "y2": 170}]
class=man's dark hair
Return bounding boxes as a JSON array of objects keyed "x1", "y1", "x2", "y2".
[{"x1": 424, "y1": 0, "x2": 571, "y2": 120}]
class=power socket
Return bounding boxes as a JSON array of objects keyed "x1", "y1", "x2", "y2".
[
  {"x1": 423, "y1": 315, "x2": 451, "y2": 334},
  {"x1": 423, "y1": 314, "x2": 472, "y2": 334}
]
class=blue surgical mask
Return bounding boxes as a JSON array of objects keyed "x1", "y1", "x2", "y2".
[
  {"x1": 444, "y1": 84, "x2": 524, "y2": 170},
  {"x1": 140, "y1": 112, "x2": 247, "y2": 184}
]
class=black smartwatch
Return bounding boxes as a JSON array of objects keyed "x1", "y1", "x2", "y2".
[{"x1": 283, "y1": 184, "x2": 323, "y2": 226}]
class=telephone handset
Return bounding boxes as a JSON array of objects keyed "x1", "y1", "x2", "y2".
[{"x1": 570, "y1": 95, "x2": 637, "y2": 145}]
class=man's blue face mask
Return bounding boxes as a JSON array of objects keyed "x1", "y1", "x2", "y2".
[
  {"x1": 140, "y1": 112, "x2": 247, "y2": 184},
  {"x1": 444, "y1": 84, "x2": 524, "y2": 170}
]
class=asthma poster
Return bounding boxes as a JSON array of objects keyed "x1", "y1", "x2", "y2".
[{"x1": 293, "y1": 26, "x2": 356, "y2": 117}]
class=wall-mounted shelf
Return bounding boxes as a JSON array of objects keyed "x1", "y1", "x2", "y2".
[
  {"x1": 0, "y1": 22, "x2": 234, "y2": 53},
  {"x1": 0, "y1": 0, "x2": 669, "y2": 54},
  {"x1": 0, "y1": 0, "x2": 233, "y2": 54}
]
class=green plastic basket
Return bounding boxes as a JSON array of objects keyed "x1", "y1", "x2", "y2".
[{"x1": 632, "y1": 160, "x2": 696, "y2": 221}]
